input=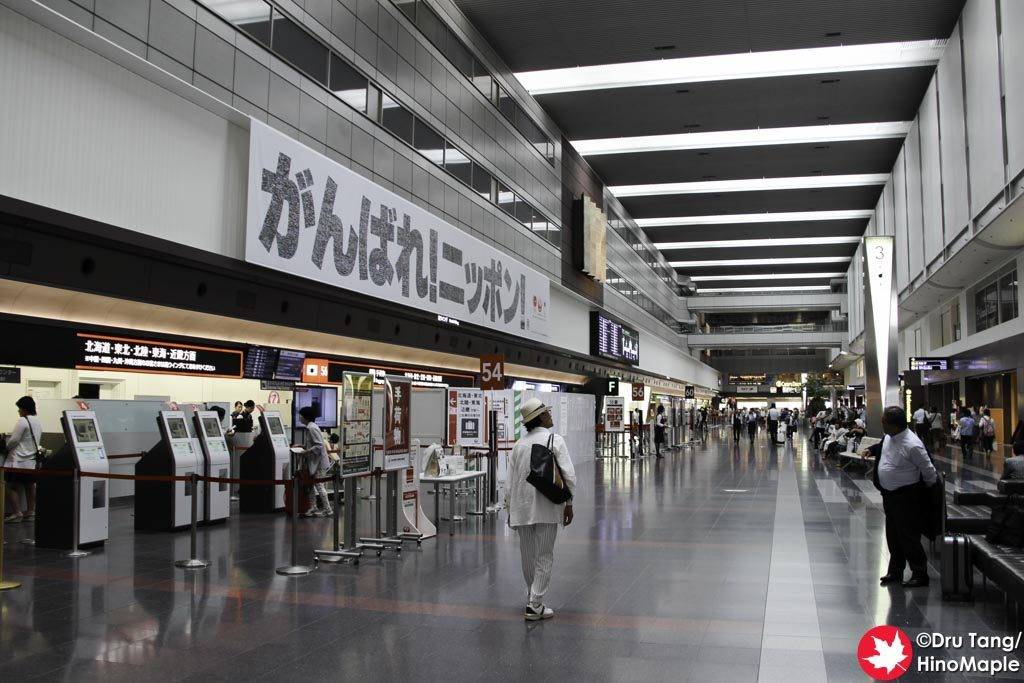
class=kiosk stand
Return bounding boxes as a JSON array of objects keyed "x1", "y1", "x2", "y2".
[
  {"x1": 36, "y1": 410, "x2": 110, "y2": 551},
  {"x1": 192, "y1": 411, "x2": 231, "y2": 524},
  {"x1": 239, "y1": 411, "x2": 290, "y2": 513},
  {"x1": 135, "y1": 411, "x2": 201, "y2": 532}
]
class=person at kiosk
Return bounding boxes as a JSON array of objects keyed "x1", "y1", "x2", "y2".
[
  {"x1": 297, "y1": 406, "x2": 332, "y2": 517},
  {"x1": 3, "y1": 396, "x2": 43, "y2": 523}
]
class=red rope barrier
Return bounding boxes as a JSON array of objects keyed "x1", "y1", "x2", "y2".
[{"x1": 0, "y1": 466, "x2": 336, "y2": 486}]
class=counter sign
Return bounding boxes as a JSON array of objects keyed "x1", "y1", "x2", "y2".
[{"x1": 76, "y1": 333, "x2": 243, "y2": 378}]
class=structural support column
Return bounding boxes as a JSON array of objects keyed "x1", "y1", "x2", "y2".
[{"x1": 863, "y1": 236, "x2": 900, "y2": 436}]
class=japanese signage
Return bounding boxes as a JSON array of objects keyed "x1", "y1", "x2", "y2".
[
  {"x1": 383, "y1": 377, "x2": 411, "y2": 470},
  {"x1": 341, "y1": 372, "x2": 373, "y2": 477},
  {"x1": 631, "y1": 382, "x2": 645, "y2": 401},
  {"x1": 302, "y1": 357, "x2": 329, "y2": 384},
  {"x1": 736, "y1": 386, "x2": 758, "y2": 393},
  {"x1": 479, "y1": 354, "x2": 505, "y2": 390},
  {"x1": 0, "y1": 367, "x2": 20, "y2": 383},
  {"x1": 76, "y1": 333, "x2": 242, "y2": 378},
  {"x1": 604, "y1": 396, "x2": 624, "y2": 432},
  {"x1": 246, "y1": 119, "x2": 550, "y2": 342},
  {"x1": 591, "y1": 311, "x2": 640, "y2": 365},
  {"x1": 729, "y1": 373, "x2": 766, "y2": 385},
  {"x1": 909, "y1": 357, "x2": 949, "y2": 371},
  {"x1": 456, "y1": 388, "x2": 485, "y2": 447}
]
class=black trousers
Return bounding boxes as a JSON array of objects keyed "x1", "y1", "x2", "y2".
[
  {"x1": 882, "y1": 487, "x2": 927, "y2": 577},
  {"x1": 733, "y1": 423, "x2": 742, "y2": 441},
  {"x1": 768, "y1": 419, "x2": 778, "y2": 441},
  {"x1": 961, "y1": 434, "x2": 975, "y2": 460}
]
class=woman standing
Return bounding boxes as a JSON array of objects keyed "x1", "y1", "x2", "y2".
[
  {"x1": 505, "y1": 398, "x2": 576, "y2": 621},
  {"x1": 3, "y1": 396, "x2": 43, "y2": 523},
  {"x1": 654, "y1": 404, "x2": 667, "y2": 458}
]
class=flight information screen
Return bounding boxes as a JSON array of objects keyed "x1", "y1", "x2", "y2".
[
  {"x1": 244, "y1": 346, "x2": 279, "y2": 380},
  {"x1": 274, "y1": 350, "x2": 306, "y2": 381},
  {"x1": 591, "y1": 312, "x2": 639, "y2": 365}
]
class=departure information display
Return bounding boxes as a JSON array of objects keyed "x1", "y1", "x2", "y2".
[
  {"x1": 274, "y1": 350, "x2": 306, "y2": 381},
  {"x1": 590, "y1": 312, "x2": 639, "y2": 365},
  {"x1": 909, "y1": 357, "x2": 949, "y2": 371},
  {"x1": 243, "y1": 346, "x2": 278, "y2": 380}
]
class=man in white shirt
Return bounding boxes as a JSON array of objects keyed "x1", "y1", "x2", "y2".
[
  {"x1": 912, "y1": 405, "x2": 928, "y2": 442},
  {"x1": 505, "y1": 398, "x2": 577, "y2": 621},
  {"x1": 876, "y1": 406, "x2": 937, "y2": 588},
  {"x1": 767, "y1": 403, "x2": 780, "y2": 443}
]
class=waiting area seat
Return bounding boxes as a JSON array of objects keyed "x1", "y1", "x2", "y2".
[{"x1": 837, "y1": 436, "x2": 880, "y2": 472}]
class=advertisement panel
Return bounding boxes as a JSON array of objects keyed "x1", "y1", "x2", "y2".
[
  {"x1": 341, "y1": 372, "x2": 373, "y2": 477},
  {"x1": 456, "y1": 388, "x2": 485, "y2": 447},
  {"x1": 604, "y1": 396, "x2": 625, "y2": 432},
  {"x1": 383, "y1": 377, "x2": 411, "y2": 470}
]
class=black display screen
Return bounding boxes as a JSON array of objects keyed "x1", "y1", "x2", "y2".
[
  {"x1": 244, "y1": 346, "x2": 279, "y2": 380},
  {"x1": 78, "y1": 333, "x2": 243, "y2": 378},
  {"x1": 274, "y1": 350, "x2": 306, "y2": 381},
  {"x1": 590, "y1": 312, "x2": 639, "y2": 365},
  {"x1": 909, "y1": 357, "x2": 949, "y2": 371}
]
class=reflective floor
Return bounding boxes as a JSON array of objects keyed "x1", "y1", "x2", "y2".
[{"x1": 1, "y1": 430, "x2": 1021, "y2": 681}]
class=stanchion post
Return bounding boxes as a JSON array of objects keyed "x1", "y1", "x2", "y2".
[
  {"x1": 66, "y1": 468, "x2": 90, "y2": 558},
  {"x1": 0, "y1": 468, "x2": 23, "y2": 591},
  {"x1": 277, "y1": 454, "x2": 312, "y2": 576},
  {"x1": 313, "y1": 467, "x2": 362, "y2": 566},
  {"x1": 332, "y1": 468, "x2": 341, "y2": 551},
  {"x1": 175, "y1": 472, "x2": 209, "y2": 570}
]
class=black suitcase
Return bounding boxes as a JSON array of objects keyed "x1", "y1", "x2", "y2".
[{"x1": 941, "y1": 533, "x2": 973, "y2": 601}]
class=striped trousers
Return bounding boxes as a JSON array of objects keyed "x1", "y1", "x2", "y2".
[{"x1": 516, "y1": 523, "x2": 559, "y2": 607}]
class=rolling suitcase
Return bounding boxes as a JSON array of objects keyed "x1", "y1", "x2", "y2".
[{"x1": 941, "y1": 533, "x2": 973, "y2": 601}]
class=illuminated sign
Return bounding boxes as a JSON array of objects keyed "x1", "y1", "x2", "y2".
[
  {"x1": 591, "y1": 312, "x2": 640, "y2": 365},
  {"x1": 76, "y1": 333, "x2": 242, "y2": 378},
  {"x1": 729, "y1": 374, "x2": 766, "y2": 385},
  {"x1": 909, "y1": 357, "x2": 949, "y2": 371}
]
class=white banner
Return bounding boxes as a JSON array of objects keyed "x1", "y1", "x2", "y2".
[
  {"x1": 604, "y1": 396, "x2": 624, "y2": 432},
  {"x1": 245, "y1": 119, "x2": 550, "y2": 341}
]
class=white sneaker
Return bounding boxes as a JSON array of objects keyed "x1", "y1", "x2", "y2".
[
  {"x1": 524, "y1": 604, "x2": 554, "y2": 621},
  {"x1": 317, "y1": 508, "x2": 333, "y2": 517}
]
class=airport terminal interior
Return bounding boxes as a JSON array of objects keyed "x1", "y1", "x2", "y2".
[{"x1": 1, "y1": 0, "x2": 1023, "y2": 680}]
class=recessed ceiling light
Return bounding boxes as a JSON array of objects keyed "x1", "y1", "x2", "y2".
[
  {"x1": 670, "y1": 256, "x2": 852, "y2": 267},
  {"x1": 697, "y1": 285, "x2": 834, "y2": 293},
  {"x1": 515, "y1": 40, "x2": 943, "y2": 94},
  {"x1": 655, "y1": 236, "x2": 861, "y2": 250},
  {"x1": 636, "y1": 210, "x2": 873, "y2": 226},
  {"x1": 609, "y1": 173, "x2": 888, "y2": 197},
  {"x1": 689, "y1": 272, "x2": 846, "y2": 281},
  {"x1": 572, "y1": 122, "x2": 910, "y2": 156}
]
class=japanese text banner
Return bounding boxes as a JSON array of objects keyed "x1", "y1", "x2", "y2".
[{"x1": 245, "y1": 119, "x2": 550, "y2": 342}]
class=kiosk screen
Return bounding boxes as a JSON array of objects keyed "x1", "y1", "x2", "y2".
[
  {"x1": 267, "y1": 416, "x2": 285, "y2": 436},
  {"x1": 72, "y1": 418, "x2": 99, "y2": 443},
  {"x1": 201, "y1": 417, "x2": 222, "y2": 437},
  {"x1": 166, "y1": 417, "x2": 189, "y2": 440}
]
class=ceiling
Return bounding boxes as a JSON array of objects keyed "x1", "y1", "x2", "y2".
[{"x1": 456, "y1": 0, "x2": 965, "y2": 331}]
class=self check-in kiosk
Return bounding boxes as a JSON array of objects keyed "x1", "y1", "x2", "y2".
[
  {"x1": 134, "y1": 411, "x2": 201, "y2": 531},
  {"x1": 192, "y1": 410, "x2": 231, "y2": 523},
  {"x1": 36, "y1": 410, "x2": 110, "y2": 549},
  {"x1": 239, "y1": 411, "x2": 291, "y2": 513}
]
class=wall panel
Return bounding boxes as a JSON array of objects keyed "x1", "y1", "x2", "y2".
[
  {"x1": 893, "y1": 150, "x2": 910, "y2": 292},
  {"x1": 961, "y1": 0, "x2": 1005, "y2": 213},
  {"x1": 937, "y1": 25, "x2": 971, "y2": 241},
  {"x1": 1002, "y1": 0, "x2": 1024, "y2": 180},
  {"x1": 919, "y1": 78, "x2": 944, "y2": 265},
  {"x1": 905, "y1": 120, "x2": 925, "y2": 282}
]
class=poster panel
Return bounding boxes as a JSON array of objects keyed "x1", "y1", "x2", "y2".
[
  {"x1": 456, "y1": 388, "x2": 485, "y2": 447},
  {"x1": 604, "y1": 396, "x2": 625, "y2": 432},
  {"x1": 383, "y1": 377, "x2": 411, "y2": 470},
  {"x1": 341, "y1": 372, "x2": 373, "y2": 477}
]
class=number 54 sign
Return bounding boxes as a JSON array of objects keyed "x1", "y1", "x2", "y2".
[{"x1": 479, "y1": 354, "x2": 506, "y2": 390}]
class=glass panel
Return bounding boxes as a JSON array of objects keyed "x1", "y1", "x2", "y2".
[
  {"x1": 380, "y1": 94, "x2": 414, "y2": 144},
  {"x1": 975, "y1": 282, "x2": 999, "y2": 332},
  {"x1": 951, "y1": 302, "x2": 961, "y2": 341},
  {"x1": 395, "y1": 0, "x2": 417, "y2": 22},
  {"x1": 470, "y1": 162, "x2": 491, "y2": 198},
  {"x1": 497, "y1": 87, "x2": 515, "y2": 120},
  {"x1": 496, "y1": 182, "x2": 515, "y2": 217},
  {"x1": 413, "y1": 118, "x2": 446, "y2": 165},
  {"x1": 207, "y1": 0, "x2": 271, "y2": 47},
  {"x1": 271, "y1": 12, "x2": 328, "y2": 84},
  {"x1": 444, "y1": 145, "x2": 472, "y2": 185},
  {"x1": 514, "y1": 196, "x2": 534, "y2": 229},
  {"x1": 443, "y1": 27, "x2": 474, "y2": 78},
  {"x1": 330, "y1": 53, "x2": 368, "y2": 113},
  {"x1": 415, "y1": 1, "x2": 445, "y2": 47},
  {"x1": 1000, "y1": 270, "x2": 1018, "y2": 323},
  {"x1": 471, "y1": 59, "x2": 492, "y2": 99}
]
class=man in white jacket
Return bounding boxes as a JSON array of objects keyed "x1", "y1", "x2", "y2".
[{"x1": 505, "y1": 397, "x2": 577, "y2": 621}]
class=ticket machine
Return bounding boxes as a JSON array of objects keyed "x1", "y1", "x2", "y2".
[
  {"x1": 239, "y1": 411, "x2": 291, "y2": 513},
  {"x1": 192, "y1": 410, "x2": 231, "y2": 524},
  {"x1": 35, "y1": 410, "x2": 110, "y2": 549},
  {"x1": 134, "y1": 411, "x2": 202, "y2": 531}
]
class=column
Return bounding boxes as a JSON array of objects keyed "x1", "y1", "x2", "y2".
[{"x1": 862, "y1": 236, "x2": 900, "y2": 436}]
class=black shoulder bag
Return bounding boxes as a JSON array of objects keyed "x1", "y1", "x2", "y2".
[{"x1": 526, "y1": 435, "x2": 572, "y2": 504}]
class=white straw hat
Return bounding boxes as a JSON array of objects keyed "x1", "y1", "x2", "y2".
[{"x1": 520, "y1": 397, "x2": 550, "y2": 423}]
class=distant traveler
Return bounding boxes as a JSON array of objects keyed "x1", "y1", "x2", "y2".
[
  {"x1": 1001, "y1": 441, "x2": 1024, "y2": 481},
  {"x1": 746, "y1": 408, "x2": 758, "y2": 442},
  {"x1": 297, "y1": 406, "x2": 332, "y2": 517},
  {"x1": 767, "y1": 403, "x2": 780, "y2": 443},
  {"x1": 876, "y1": 406, "x2": 937, "y2": 588},
  {"x1": 654, "y1": 405, "x2": 667, "y2": 458},
  {"x1": 979, "y1": 409, "x2": 996, "y2": 454},
  {"x1": 732, "y1": 408, "x2": 744, "y2": 443},
  {"x1": 958, "y1": 408, "x2": 976, "y2": 460},
  {"x1": 912, "y1": 405, "x2": 928, "y2": 441},
  {"x1": 505, "y1": 398, "x2": 576, "y2": 621},
  {"x1": 925, "y1": 405, "x2": 944, "y2": 453},
  {"x1": 3, "y1": 396, "x2": 43, "y2": 523}
]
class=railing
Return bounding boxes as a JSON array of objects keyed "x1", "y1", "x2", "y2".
[
  {"x1": 693, "y1": 289, "x2": 838, "y2": 297},
  {"x1": 696, "y1": 322, "x2": 849, "y2": 334}
]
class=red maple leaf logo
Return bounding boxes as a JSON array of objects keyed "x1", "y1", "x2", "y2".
[{"x1": 857, "y1": 625, "x2": 913, "y2": 680}]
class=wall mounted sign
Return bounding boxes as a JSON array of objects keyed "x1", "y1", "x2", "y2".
[
  {"x1": 479, "y1": 354, "x2": 505, "y2": 390},
  {"x1": 591, "y1": 311, "x2": 640, "y2": 365},
  {"x1": 604, "y1": 396, "x2": 624, "y2": 432},
  {"x1": 909, "y1": 357, "x2": 949, "y2": 371},
  {"x1": 302, "y1": 357, "x2": 330, "y2": 384},
  {"x1": 728, "y1": 373, "x2": 766, "y2": 385},
  {"x1": 575, "y1": 195, "x2": 607, "y2": 283},
  {"x1": 684, "y1": 385, "x2": 695, "y2": 399},
  {"x1": 76, "y1": 333, "x2": 242, "y2": 378},
  {"x1": 0, "y1": 367, "x2": 21, "y2": 383},
  {"x1": 631, "y1": 382, "x2": 645, "y2": 401},
  {"x1": 456, "y1": 388, "x2": 485, "y2": 447},
  {"x1": 245, "y1": 119, "x2": 550, "y2": 343}
]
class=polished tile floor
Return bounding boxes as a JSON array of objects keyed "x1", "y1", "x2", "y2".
[{"x1": 1, "y1": 429, "x2": 1021, "y2": 681}]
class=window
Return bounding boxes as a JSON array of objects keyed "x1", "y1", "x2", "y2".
[
  {"x1": 271, "y1": 13, "x2": 328, "y2": 84},
  {"x1": 413, "y1": 118, "x2": 446, "y2": 164},
  {"x1": 208, "y1": 0, "x2": 271, "y2": 47},
  {"x1": 470, "y1": 162, "x2": 492, "y2": 199},
  {"x1": 445, "y1": 146, "x2": 472, "y2": 185},
  {"x1": 381, "y1": 95, "x2": 414, "y2": 145},
  {"x1": 330, "y1": 54, "x2": 368, "y2": 113},
  {"x1": 974, "y1": 267, "x2": 1017, "y2": 333},
  {"x1": 496, "y1": 183, "x2": 515, "y2": 217},
  {"x1": 1000, "y1": 269, "x2": 1019, "y2": 324},
  {"x1": 414, "y1": 1, "x2": 445, "y2": 47}
]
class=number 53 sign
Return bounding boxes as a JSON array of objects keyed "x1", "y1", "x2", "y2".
[{"x1": 479, "y1": 355, "x2": 506, "y2": 390}]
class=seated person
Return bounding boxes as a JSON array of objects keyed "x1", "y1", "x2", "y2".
[
  {"x1": 824, "y1": 423, "x2": 849, "y2": 458},
  {"x1": 1002, "y1": 441, "x2": 1024, "y2": 481},
  {"x1": 845, "y1": 419, "x2": 866, "y2": 449}
]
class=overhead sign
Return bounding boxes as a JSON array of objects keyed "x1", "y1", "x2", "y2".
[
  {"x1": 591, "y1": 311, "x2": 640, "y2": 365},
  {"x1": 0, "y1": 367, "x2": 20, "y2": 384},
  {"x1": 684, "y1": 385, "x2": 695, "y2": 399},
  {"x1": 729, "y1": 373, "x2": 766, "y2": 385},
  {"x1": 577, "y1": 195, "x2": 607, "y2": 283},
  {"x1": 245, "y1": 119, "x2": 550, "y2": 342},
  {"x1": 909, "y1": 357, "x2": 949, "y2": 371},
  {"x1": 479, "y1": 354, "x2": 505, "y2": 390},
  {"x1": 76, "y1": 333, "x2": 242, "y2": 378},
  {"x1": 736, "y1": 386, "x2": 758, "y2": 393},
  {"x1": 302, "y1": 357, "x2": 330, "y2": 384},
  {"x1": 604, "y1": 396, "x2": 624, "y2": 432},
  {"x1": 631, "y1": 382, "x2": 645, "y2": 401}
]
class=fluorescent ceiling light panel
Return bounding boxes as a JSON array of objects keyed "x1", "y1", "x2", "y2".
[
  {"x1": 670, "y1": 256, "x2": 852, "y2": 267},
  {"x1": 573, "y1": 122, "x2": 909, "y2": 156},
  {"x1": 697, "y1": 285, "x2": 834, "y2": 293},
  {"x1": 689, "y1": 272, "x2": 845, "y2": 281},
  {"x1": 515, "y1": 41, "x2": 945, "y2": 94},
  {"x1": 610, "y1": 174, "x2": 888, "y2": 197},
  {"x1": 637, "y1": 210, "x2": 873, "y2": 227},
  {"x1": 655, "y1": 236, "x2": 861, "y2": 250}
]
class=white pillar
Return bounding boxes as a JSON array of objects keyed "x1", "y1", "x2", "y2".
[{"x1": 862, "y1": 236, "x2": 900, "y2": 436}]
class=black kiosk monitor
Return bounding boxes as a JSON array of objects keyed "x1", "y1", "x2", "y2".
[
  {"x1": 239, "y1": 411, "x2": 291, "y2": 513},
  {"x1": 35, "y1": 410, "x2": 110, "y2": 549},
  {"x1": 192, "y1": 410, "x2": 231, "y2": 523},
  {"x1": 135, "y1": 411, "x2": 202, "y2": 531}
]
